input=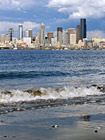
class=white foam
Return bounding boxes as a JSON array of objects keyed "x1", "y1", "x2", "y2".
[{"x1": 0, "y1": 86, "x2": 104, "y2": 104}]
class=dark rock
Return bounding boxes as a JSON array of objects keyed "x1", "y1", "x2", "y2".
[
  {"x1": 95, "y1": 130, "x2": 98, "y2": 133},
  {"x1": 51, "y1": 125, "x2": 58, "y2": 128}
]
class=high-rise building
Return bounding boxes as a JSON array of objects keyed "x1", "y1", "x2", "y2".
[
  {"x1": 68, "y1": 28, "x2": 75, "y2": 44},
  {"x1": 80, "y1": 19, "x2": 87, "y2": 40},
  {"x1": 47, "y1": 32, "x2": 54, "y2": 45},
  {"x1": 5, "y1": 34, "x2": 9, "y2": 43},
  {"x1": 25, "y1": 31, "x2": 29, "y2": 37},
  {"x1": 64, "y1": 30, "x2": 68, "y2": 45},
  {"x1": 70, "y1": 34, "x2": 76, "y2": 45},
  {"x1": 0, "y1": 34, "x2": 5, "y2": 43},
  {"x1": 57, "y1": 27, "x2": 63, "y2": 45},
  {"x1": 76, "y1": 25, "x2": 81, "y2": 43},
  {"x1": 40, "y1": 23, "x2": 45, "y2": 44},
  {"x1": 8, "y1": 28, "x2": 14, "y2": 42},
  {"x1": 28, "y1": 29, "x2": 33, "y2": 40},
  {"x1": 18, "y1": 24, "x2": 23, "y2": 40}
]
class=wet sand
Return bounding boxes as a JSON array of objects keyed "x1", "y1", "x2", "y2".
[{"x1": 0, "y1": 103, "x2": 105, "y2": 140}]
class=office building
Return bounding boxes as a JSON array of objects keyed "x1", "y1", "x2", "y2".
[
  {"x1": 80, "y1": 19, "x2": 87, "y2": 40},
  {"x1": 76, "y1": 25, "x2": 81, "y2": 43},
  {"x1": 0, "y1": 34, "x2": 5, "y2": 43},
  {"x1": 51, "y1": 37, "x2": 57, "y2": 46},
  {"x1": 47, "y1": 32, "x2": 54, "y2": 45},
  {"x1": 70, "y1": 34, "x2": 76, "y2": 45},
  {"x1": 8, "y1": 28, "x2": 14, "y2": 42},
  {"x1": 40, "y1": 23, "x2": 45, "y2": 44},
  {"x1": 5, "y1": 34, "x2": 9, "y2": 43},
  {"x1": 44, "y1": 37, "x2": 49, "y2": 47},
  {"x1": 25, "y1": 31, "x2": 29, "y2": 37},
  {"x1": 28, "y1": 29, "x2": 33, "y2": 40},
  {"x1": 57, "y1": 27, "x2": 63, "y2": 45},
  {"x1": 64, "y1": 30, "x2": 68, "y2": 45},
  {"x1": 18, "y1": 24, "x2": 23, "y2": 40},
  {"x1": 68, "y1": 28, "x2": 75, "y2": 44}
]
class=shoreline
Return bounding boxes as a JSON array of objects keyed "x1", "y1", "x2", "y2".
[{"x1": 0, "y1": 103, "x2": 105, "y2": 140}]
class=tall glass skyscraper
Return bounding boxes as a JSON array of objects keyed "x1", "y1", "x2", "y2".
[
  {"x1": 18, "y1": 24, "x2": 23, "y2": 40},
  {"x1": 8, "y1": 28, "x2": 14, "y2": 42},
  {"x1": 80, "y1": 19, "x2": 87, "y2": 40},
  {"x1": 40, "y1": 23, "x2": 45, "y2": 44}
]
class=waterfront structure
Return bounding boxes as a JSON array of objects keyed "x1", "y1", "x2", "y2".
[
  {"x1": 68, "y1": 28, "x2": 75, "y2": 45},
  {"x1": 47, "y1": 32, "x2": 54, "y2": 45},
  {"x1": 18, "y1": 24, "x2": 23, "y2": 40},
  {"x1": 80, "y1": 19, "x2": 87, "y2": 40},
  {"x1": 40, "y1": 23, "x2": 45, "y2": 44},
  {"x1": 76, "y1": 25, "x2": 81, "y2": 43},
  {"x1": 57, "y1": 27, "x2": 63, "y2": 45},
  {"x1": 23, "y1": 37, "x2": 31, "y2": 44},
  {"x1": 8, "y1": 28, "x2": 14, "y2": 42}
]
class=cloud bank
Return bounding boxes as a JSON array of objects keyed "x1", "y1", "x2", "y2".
[
  {"x1": 0, "y1": 0, "x2": 36, "y2": 10},
  {"x1": 47, "y1": 0, "x2": 105, "y2": 19},
  {"x1": 0, "y1": 21, "x2": 40, "y2": 32},
  {"x1": 87, "y1": 30, "x2": 105, "y2": 38}
]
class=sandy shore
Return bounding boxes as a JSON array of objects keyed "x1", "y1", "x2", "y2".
[{"x1": 0, "y1": 104, "x2": 105, "y2": 140}]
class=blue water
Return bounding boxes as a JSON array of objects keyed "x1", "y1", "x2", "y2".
[
  {"x1": 0, "y1": 50, "x2": 105, "y2": 90},
  {"x1": 0, "y1": 50, "x2": 105, "y2": 140}
]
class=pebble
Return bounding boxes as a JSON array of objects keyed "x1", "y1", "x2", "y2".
[
  {"x1": 94, "y1": 130, "x2": 98, "y2": 133},
  {"x1": 51, "y1": 125, "x2": 59, "y2": 128}
]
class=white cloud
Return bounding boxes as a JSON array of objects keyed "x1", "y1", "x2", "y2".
[
  {"x1": 47, "y1": 0, "x2": 105, "y2": 19},
  {"x1": 0, "y1": 0, "x2": 36, "y2": 10},
  {"x1": 0, "y1": 21, "x2": 40, "y2": 32},
  {"x1": 87, "y1": 30, "x2": 105, "y2": 38}
]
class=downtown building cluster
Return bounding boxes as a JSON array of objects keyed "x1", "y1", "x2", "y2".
[{"x1": 0, "y1": 19, "x2": 105, "y2": 50}]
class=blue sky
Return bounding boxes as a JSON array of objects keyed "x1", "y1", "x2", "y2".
[{"x1": 0, "y1": 0, "x2": 105, "y2": 38}]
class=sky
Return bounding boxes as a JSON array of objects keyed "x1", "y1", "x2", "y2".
[{"x1": 0, "y1": 0, "x2": 105, "y2": 38}]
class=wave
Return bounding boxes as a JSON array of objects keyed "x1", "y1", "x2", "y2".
[
  {"x1": 0, "y1": 69, "x2": 99, "y2": 79},
  {"x1": 0, "y1": 86, "x2": 104, "y2": 104},
  {"x1": 0, "y1": 71, "x2": 70, "y2": 79}
]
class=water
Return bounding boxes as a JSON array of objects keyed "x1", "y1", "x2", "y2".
[{"x1": 0, "y1": 50, "x2": 105, "y2": 114}]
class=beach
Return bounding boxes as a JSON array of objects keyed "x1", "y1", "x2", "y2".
[
  {"x1": 0, "y1": 102, "x2": 105, "y2": 140},
  {"x1": 0, "y1": 50, "x2": 105, "y2": 139}
]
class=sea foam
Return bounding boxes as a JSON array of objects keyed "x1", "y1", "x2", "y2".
[{"x1": 0, "y1": 86, "x2": 104, "y2": 104}]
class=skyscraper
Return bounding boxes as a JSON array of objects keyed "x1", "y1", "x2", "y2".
[
  {"x1": 47, "y1": 32, "x2": 54, "y2": 45},
  {"x1": 40, "y1": 23, "x2": 45, "y2": 44},
  {"x1": 64, "y1": 30, "x2": 68, "y2": 45},
  {"x1": 57, "y1": 27, "x2": 63, "y2": 45},
  {"x1": 28, "y1": 29, "x2": 33, "y2": 40},
  {"x1": 25, "y1": 31, "x2": 29, "y2": 37},
  {"x1": 80, "y1": 19, "x2": 87, "y2": 40},
  {"x1": 8, "y1": 28, "x2": 14, "y2": 42},
  {"x1": 18, "y1": 24, "x2": 23, "y2": 40},
  {"x1": 68, "y1": 28, "x2": 75, "y2": 44},
  {"x1": 0, "y1": 34, "x2": 5, "y2": 43},
  {"x1": 76, "y1": 25, "x2": 81, "y2": 43}
]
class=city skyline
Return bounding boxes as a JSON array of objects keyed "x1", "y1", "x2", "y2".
[{"x1": 0, "y1": 0, "x2": 105, "y2": 38}]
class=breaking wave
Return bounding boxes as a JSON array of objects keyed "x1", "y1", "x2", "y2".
[{"x1": 0, "y1": 86, "x2": 104, "y2": 104}]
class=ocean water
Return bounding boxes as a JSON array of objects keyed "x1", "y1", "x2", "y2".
[{"x1": 0, "y1": 50, "x2": 105, "y2": 114}]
